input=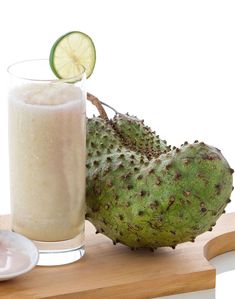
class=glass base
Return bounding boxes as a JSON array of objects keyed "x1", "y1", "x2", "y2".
[
  {"x1": 37, "y1": 245, "x2": 85, "y2": 266},
  {"x1": 34, "y1": 232, "x2": 85, "y2": 266}
]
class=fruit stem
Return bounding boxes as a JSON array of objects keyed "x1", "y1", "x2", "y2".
[
  {"x1": 87, "y1": 92, "x2": 123, "y2": 119},
  {"x1": 99, "y1": 101, "x2": 120, "y2": 115},
  {"x1": 87, "y1": 92, "x2": 108, "y2": 120}
]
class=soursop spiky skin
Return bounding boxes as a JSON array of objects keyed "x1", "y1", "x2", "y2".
[
  {"x1": 111, "y1": 114, "x2": 170, "y2": 159},
  {"x1": 86, "y1": 116, "x2": 233, "y2": 249}
]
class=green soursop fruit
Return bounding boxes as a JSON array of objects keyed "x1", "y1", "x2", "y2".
[{"x1": 86, "y1": 113, "x2": 234, "y2": 250}]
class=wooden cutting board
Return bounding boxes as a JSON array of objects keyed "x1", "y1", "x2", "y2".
[{"x1": 0, "y1": 213, "x2": 235, "y2": 299}]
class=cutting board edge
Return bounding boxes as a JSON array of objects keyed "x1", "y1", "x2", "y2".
[{"x1": 43, "y1": 269, "x2": 216, "y2": 299}]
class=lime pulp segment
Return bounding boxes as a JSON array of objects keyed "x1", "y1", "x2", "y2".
[{"x1": 49, "y1": 31, "x2": 96, "y2": 81}]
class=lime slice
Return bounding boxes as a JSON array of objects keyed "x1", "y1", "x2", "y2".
[{"x1": 49, "y1": 31, "x2": 96, "y2": 81}]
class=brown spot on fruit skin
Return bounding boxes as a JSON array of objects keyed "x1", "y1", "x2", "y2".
[
  {"x1": 167, "y1": 196, "x2": 175, "y2": 211},
  {"x1": 103, "y1": 166, "x2": 111, "y2": 176},
  {"x1": 149, "y1": 201, "x2": 159, "y2": 209},
  {"x1": 118, "y1": 163, "x2": 124, "y2": 169},
  {"x1": 92, "y1": 172, "x2": 99, "y2": 180},
  {"x1": 166, "y1": 163, "x2": 172, "y2": 170},
  {"x1": 174, "y1": 172, "x2": 181, "y2": 180},
  {"x1": 121, "y1": 173, "x2": 131, "y2": 179},
  {"x1": 93, "y1": 160, "x2": 99, "y2": 166},
  {"x1": 140, "y1": 190, "x2": 146, "y2": 197},
  {"x1": 215, "y1": 184, "x2": 221, "y2": 195},
  {"x1": 95, "y1": 188, "x2": 101, "y2": 195},
  {"x1": 183, "y1": 190, "x2": 191, "y2": 197},
  {"x1": 156, "y1": 177, "x2": 161, "y2": 185},
  {"x1": 202, "y1": 153, "x2": 217, "y2": 160},
  {"x1": 106, "y1": 157, "x2": 112, "y2": 162},
  {"x1": 119, "y1": 215, "x2": 124, "y2": 221},
  {"x1": 107, "y1": 180, "x2": 113, "y2": 187},
  {"x1": 200, "y1": 202, "x2": 207, "y2": 213}
]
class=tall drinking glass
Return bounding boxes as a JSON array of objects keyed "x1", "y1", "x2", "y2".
[{"x1": 7, "y1": 59, "x2": 86, "y2": 266}]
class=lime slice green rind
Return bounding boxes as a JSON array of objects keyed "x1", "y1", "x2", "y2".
[{"x1": 49, "y1": 31, "x2": 96, "y2": 81}]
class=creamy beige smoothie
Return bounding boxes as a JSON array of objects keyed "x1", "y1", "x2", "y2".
[{"x1": 8, "y1": 83, "x2": 86, "y2": 242}]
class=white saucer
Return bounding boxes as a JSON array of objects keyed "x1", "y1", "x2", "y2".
[{"x1": 0, "y1": 230, "x2": 39, "y2": 281}]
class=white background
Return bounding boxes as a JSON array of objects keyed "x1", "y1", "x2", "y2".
[{"x1": 0, "y1": 1, "x2": 234, "y2": 298}]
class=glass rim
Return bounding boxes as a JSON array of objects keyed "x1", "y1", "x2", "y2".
[{"x1": 7, "y1": 58, "x2": 86, "y2": 83}]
